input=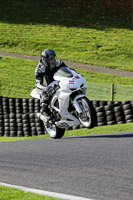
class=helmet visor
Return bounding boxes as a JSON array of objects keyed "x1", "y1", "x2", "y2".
[
  {"x1": 47, "y1": 57, "x2": 56, "y2": 65},
  {"x1": 45, "y1": 56, "x2": 56, "y2": 68}
]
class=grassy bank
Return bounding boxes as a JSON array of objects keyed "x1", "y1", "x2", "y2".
[{"x1": 0, "y1": 0, "x2": 133, "y2": 71}]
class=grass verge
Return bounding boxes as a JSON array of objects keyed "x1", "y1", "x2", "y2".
[{"x1": 0, "y1": 185, "x2": 64, "y2": 200}]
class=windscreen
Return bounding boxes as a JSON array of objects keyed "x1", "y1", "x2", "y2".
[{"x1": 54, "y1": 67, "x2": 73, "y2": 78}]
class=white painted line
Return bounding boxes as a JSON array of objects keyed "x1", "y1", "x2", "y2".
[{"x1": 0, "y1": 182, "x2": 94, "y2": 200}]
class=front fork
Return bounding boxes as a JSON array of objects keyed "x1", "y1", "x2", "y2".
[{"x1": 72, "y1": 94, "x2": 85, "y2": 114}]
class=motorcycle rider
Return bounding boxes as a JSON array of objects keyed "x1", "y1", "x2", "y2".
[{"x1": 35, "y1": 49, "x2": 67, "y2": 120}]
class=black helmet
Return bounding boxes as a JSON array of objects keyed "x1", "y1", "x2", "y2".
[{"x1": 41, "y1": 49, "x2": 56, "y2": 69}]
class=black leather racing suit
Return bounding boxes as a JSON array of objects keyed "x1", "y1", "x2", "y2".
[{"x1": 35, "y1": 59, "x2": 67, "y2": 115}]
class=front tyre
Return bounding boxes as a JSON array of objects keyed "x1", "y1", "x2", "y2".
[
  {"x1": 77, "y1": 97, "x2": 96, "y2": 128},
  {"x1": 44, "y1": 123, "x2": 65, "y2": 139}
]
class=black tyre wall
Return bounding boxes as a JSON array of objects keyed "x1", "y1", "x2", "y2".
[{"x1": 0, "y1": 96, "x2": 133, "y2": 135}]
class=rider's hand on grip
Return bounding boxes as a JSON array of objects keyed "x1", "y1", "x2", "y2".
[
  {"x1": 47, "y1": 83, "x2": 60, "y2": 95},
  {"x1": 47, "y1": 86, "x2": 55, "y2": 94}
]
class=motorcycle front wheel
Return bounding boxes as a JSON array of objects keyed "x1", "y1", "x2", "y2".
[
  {"x1": 44, "y1": 123, "x2": 65, "y2": 139},
  {"x1": 77, "y1": 97, "x2": 96, "y2": 128}
]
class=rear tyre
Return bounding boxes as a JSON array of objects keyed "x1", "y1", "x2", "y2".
[
  {"x1": 44, "y1": 123, "x2": 65, "y2": 139},
  {"x1": 77, "y1": 97, "x2": 96, "y2": 128}
]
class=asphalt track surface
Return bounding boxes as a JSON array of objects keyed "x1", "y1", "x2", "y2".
[{"x1": 0, "y1": 132, "x2": 133, "y2": 200}]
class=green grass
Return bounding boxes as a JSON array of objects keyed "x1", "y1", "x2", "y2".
[
  {"x1": 0, "y1": 135, "x2": 48, "y2": 142},
  {"x1": 0, "y1": 56, "x2": 133, "y2": 100},
  {"x1": 0, "y1": 0, "x2": 133, "y2": 71},
  {"x1": 0, "y1": 185, "x2": 64, "y2": 200},
  {"x1": 65, "y1": 123, "x2": 133, "y2": 137}
]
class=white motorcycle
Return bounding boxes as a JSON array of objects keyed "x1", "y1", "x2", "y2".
[{"x1": 31, "y1": 66, "x2": 96, "y2": 139}]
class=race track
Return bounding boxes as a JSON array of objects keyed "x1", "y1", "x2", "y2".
[{"x1": 0, "y1": 132, "x2": 133, "y2": 200}]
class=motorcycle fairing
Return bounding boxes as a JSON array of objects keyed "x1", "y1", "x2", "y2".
[
  {"x1": 30, "y1": 88, "x2": 40, "y2": 99},
  {"x1": 51, "y1": 90, "x2": 81, "y2": 127}
]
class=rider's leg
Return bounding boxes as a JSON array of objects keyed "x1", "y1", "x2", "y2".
[{"x1": 39, "y1": 91, "x2": 51, "y2": 120}]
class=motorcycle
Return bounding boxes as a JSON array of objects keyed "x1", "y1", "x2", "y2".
[{"x1": 31, "y1": 66, "x2": 96, "y2": 139}]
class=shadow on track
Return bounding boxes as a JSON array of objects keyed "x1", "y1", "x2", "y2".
[{"x1": 64, "y1": 132, "x2": 133, "y2": 139}]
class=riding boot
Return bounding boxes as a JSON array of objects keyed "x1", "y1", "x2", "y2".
[{"x1": 40, "y1": 103, "x2": 51, "y2": 120}]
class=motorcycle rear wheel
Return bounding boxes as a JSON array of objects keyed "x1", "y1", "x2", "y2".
[
  {"x1": 77, "y1": 97, "x2": 96, "y2": 128},
  {"x1": 44, "y1": 123, "x2": 65, "y2": 139}
]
